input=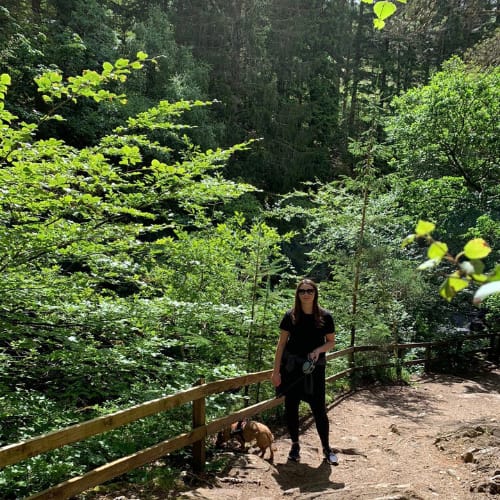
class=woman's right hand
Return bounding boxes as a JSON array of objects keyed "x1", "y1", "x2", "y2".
[{"x1": 271, "y1": 371, "x2": 281, "y2": 387}]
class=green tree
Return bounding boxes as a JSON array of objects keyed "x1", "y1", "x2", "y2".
[
  {"x1": 464, "y1": 27, "x2": 500, "y2": 69},
  {"x1": 171, "y1": 0, "x2": 348, "y2": 193},
  {"x1": 386, "y1": 57, "x2": 500, "y2": 204},
  {"x1": 0, "y1": 54, "x2": 259, "y2": 401},
  {"x1": 120, "y1": 4, "x2": 215, "y2": 149},
  {"x1": 0, "y1": 55, "x2": 294, "y2": 496},
  {"x1": 45, "y1": 0, "x2": 119, "y2": 72},
  {"x1": 271, "y1": 173, "x2": 426, "y2": 350}
]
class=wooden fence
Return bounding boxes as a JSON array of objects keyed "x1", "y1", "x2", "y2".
[{"x1": 1, "y1": 332, "x2": 498, "y2": 499}]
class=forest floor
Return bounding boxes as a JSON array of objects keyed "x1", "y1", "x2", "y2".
[{"x1": 83, "y1": 360, "x2": 500, "y2": 500}]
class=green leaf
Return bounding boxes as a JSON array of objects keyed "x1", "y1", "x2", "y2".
[
  {"x1": 463, "y1": 238, "x2": 491, "y2": 259},
  {"x1": 439, "y1": 277, "x2": 469, "y2": 302},
  {"x1": 415, "y1": 220, "x2": 435, "y2": 236},
  {"x1": 470, "y1": 259, "x2": 485, "y2": 274},
  {"x1": 374, "y1": 1, "x2": 397, "y2": 21},
  {"x1": 115, "y1": 58, "x2": 129, "y2": 69},
  {"x1": 361, "y1": 0, "x2": 374, "y2": 3},
  {"x1": 401, "y1": 234, "x2": 415, "y2": 248},
  {"x1": 473, "y1": 282, "x2": 500, "y2": 304},
  {"x1": 471, "y1": 273, "x2": 489, "y2": 284},
  {"x1": 374, "y1": 18, "x2": 386, "y2": 29},
  {"x1": 427, "y1": 241, "x2": 448, "y2": 260}
]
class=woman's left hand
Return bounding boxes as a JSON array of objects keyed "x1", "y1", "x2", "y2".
[{"x1": 309, "y1": 350, "x2": 320, "y2": 362}]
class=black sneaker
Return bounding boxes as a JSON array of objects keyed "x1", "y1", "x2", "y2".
[
  {"x1": 288, "y1": 443, "x2": 300, "y2": 462},
  {"x1": 324, "y1": 447, "x2": 339, "y2": 465}
]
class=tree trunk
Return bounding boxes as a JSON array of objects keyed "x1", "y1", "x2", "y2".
[
  {"x1": 32, "y1": 0, "x2": 41, "y2": 17},
  {"x1": 350, "y1": 185, "x2": 368, "y2": 350}
]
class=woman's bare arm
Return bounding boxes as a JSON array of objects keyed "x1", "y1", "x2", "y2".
[{"x1": 271, "y1": 330, "x2": 289, "y2": 387}]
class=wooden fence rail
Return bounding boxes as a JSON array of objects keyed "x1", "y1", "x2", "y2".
[{"x1": 0, "y1": 332, "x2": 497, "y2": 500}]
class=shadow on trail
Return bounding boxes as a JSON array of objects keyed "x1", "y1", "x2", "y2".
[
  {"x1": 462, "y1": 367, "x2": 500, "y2": 393},
  {"x1": 326, "y1": 363, "x2": 499, "y2": 423},
  {"x1": 421, "y1": 364, "x2": 500, "y2": 394},
  {"x1": 344, "y1": 384, "x2": 443, "y2": 422},
  {"x1": 272, "y1": 460, "x2": 345, "y2": 495}
]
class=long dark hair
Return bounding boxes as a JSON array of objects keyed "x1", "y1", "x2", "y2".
[{"x1": 291, "y1": 278, "x2": 325, "y2": 327}]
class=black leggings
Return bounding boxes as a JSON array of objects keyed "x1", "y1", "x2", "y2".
[{"x1": 284, "y1": 365, "x2": 330, "y2": 450}]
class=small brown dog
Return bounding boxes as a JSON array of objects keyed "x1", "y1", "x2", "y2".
[{"x1": 216, "y1": 419, "x2": 276, "y2": 461}]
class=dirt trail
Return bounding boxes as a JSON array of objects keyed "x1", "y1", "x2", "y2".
[
  {"x1": 179, "y1": 364, "x2": 500, "y2": 499},
  {"x1": 84, "y1": 363, "x2": 500, "y2": 499}
]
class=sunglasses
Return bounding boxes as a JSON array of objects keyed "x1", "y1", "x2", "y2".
[{"x1": 298, "y1": 288, "x2": 315, "y2": 295}]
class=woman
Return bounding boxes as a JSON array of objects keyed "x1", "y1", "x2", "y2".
[{"x1": 271, "y1": 278, "x2": 338, "y2": 465}]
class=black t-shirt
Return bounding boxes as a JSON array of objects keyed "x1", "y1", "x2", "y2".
[{"x1": 279, "y1": 308, "x2": 335, "y2": 359}]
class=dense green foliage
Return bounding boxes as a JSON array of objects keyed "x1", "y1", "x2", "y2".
[
  {"x1": 0, "y1": 1, "x2": 498, "y2": 496},
  {"x1": 387, "y1": 58, "x2": 499, "y2": 202},
  {"x1": 0, "y1": 55, "x2": 287, "y2": 495}
]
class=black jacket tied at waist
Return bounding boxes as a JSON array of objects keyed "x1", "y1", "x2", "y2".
[{"x1": 280, "y1": 350, "x2": 326, "y2": 396}]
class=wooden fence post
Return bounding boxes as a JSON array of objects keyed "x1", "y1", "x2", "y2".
[
  {"x1": 494, "y1": 333, "x2": 500, "y2": 362},
  {"x1": 348, "y1": 348, "x2": 356, "y2": 387},
  {"x1": 395, "y1": 345, "x2": 402, "y2": 381},
  {"x1": 424, "y1": 346, "x2": 431, "y2": 372},
  {"x1": 192, "y1": 378, "x2": 206, "y2": 474}
]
